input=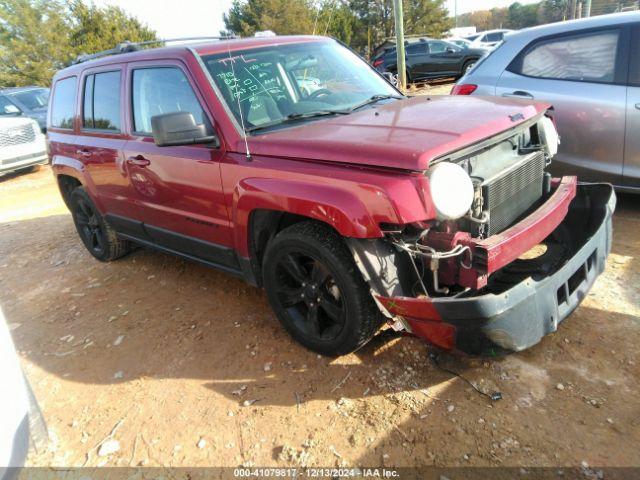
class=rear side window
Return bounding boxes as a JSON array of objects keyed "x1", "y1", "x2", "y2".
[
  {"x1": 83, "y1": 71, "x2": 121, "y2": 131},
  {"x1": 515, "y1": 30, "x2": 620, "y2": 83},
  {"x1": 50, "y1": 77, "x2": 77, "y2": 129},
  {"x1": 132, "y1": 67, "x2": 204, "y2": 134},
  {"x1": 486, "y1": 32, "x2": 503, "y2": 42},
  {"x1": 406, "y1": 43, "x2": 427, "y2": 55}
]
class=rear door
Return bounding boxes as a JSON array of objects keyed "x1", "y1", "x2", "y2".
[
  {"x1": 623, "y1": 24, "x2": 640, "y2": 189},
  {"x1": 495, "y1": 26, "x2": 629, "y2": 185},
  {"x1": 122, "y1": 60, "x2": 235, "y2": 269},
  {"x1": 405, "y1": 43, "x2": 430, "y2": 80},
  {"x1": 73, "y1": 67, "x2": 146, "y2": 232}
]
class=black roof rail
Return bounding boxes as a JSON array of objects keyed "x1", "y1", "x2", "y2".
[{"x1": 71, "y1": 36, "x2": 237, "y2": 65}]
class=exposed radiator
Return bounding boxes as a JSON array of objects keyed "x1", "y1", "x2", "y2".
[{"x1": 483, "y1": 151, "x2": 546, "y2": 236}]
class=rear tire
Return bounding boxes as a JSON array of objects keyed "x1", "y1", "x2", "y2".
[
  {"x1": 69, "y1": 187, "x2": 131, "y2": 262},
  {"x1": 263, "y1": 221, "x2": 383, "y2": 356}
]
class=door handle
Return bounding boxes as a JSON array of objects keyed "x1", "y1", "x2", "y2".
[
  {"x1": 76, "y1": 149, "x2": 92, "y2": 158},
  {"x1": 126, "y1": 155, "x2": 151, "y2": 167},
  {"x1": 502, "y1": 90, "x2": 534, "y2": 100}
]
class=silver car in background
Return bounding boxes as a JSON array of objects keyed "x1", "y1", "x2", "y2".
[{"x1": 453, "y1": 12, "x2": 640, "y2": 192}]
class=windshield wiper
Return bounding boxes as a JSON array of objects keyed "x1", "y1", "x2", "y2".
[
  {"x1": 346, "y1": 94, "x2": 404, "y2": 112},
  {"x1": 246, "y1": 109, "x2": 348, "y2": 133}
]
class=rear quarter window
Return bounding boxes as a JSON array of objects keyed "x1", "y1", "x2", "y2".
[
  {"x1": 511, "y1": 29, "x2": 621, "y2": 83},
  {"x1": 50, "y1": 76, "x2": 77, "y2": 129}
]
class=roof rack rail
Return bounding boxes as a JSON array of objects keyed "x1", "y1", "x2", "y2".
[{"x1": 71, "y1": 35, "x2": 237, "y2": 65}]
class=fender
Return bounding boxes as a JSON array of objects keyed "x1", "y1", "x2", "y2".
[
  {"x1": 50, "y1": 155, "x2": 105, "y2": 213},
  {"x1": 232, "y1": 177, "x2": 399, "y2": 257}
]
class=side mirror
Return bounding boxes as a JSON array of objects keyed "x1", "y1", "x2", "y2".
[
  {"x1": 150, "y1": 111, "x2": 218, "y2": 148},
  {"x1": 446, "y1": 47, "x2": 456, "y2": 54},
  {"x1": 3, "y1": 104, "x2": 20, "y2": 114},
  {"x1": 382, "y1": 72, "x2": 396, "y2": 85}
]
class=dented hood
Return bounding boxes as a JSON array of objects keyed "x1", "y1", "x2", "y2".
[{"x1": 241, "y1": 95, "x2": 549, "y2": 171}]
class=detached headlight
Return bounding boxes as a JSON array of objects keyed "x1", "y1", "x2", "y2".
[
  {"x1": 539, "y1": 116, "x2": 559, "y2": 158},
  {"x1": 427, "y1": 162, "x2": 474, "y2": 220}
]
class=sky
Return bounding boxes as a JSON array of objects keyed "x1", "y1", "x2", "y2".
[{"x1": 93, "y1": 0, "x2": 541, "y2": 39}]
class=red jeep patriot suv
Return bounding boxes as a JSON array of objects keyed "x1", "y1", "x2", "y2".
[{"x1": 48, "y1": 36, "x2": 615, "y2": 355}]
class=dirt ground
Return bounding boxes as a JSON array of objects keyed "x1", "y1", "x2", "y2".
[{"x1": 1, "y1": 164, "x2": 639, "y2": 470}]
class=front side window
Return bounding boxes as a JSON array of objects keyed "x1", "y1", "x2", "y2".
[
  {"x1": 50, "y1": 76, "x2": 77, "y2": 129},
  {"x1": 406, "y1": 43, "x2": 427, "y2": 54},
  {"x1": 202, "y1": 40, "x2": 399, "y2": 131},
  {"x1": 517, "y1": 30, "x2": 620, "y2": 83},
  {"x1": 132, "y1": 67, "x2": 204, "y2": 134},
  {"x1": 429, "y1": 41, "x2": 448, "y2": 53},
  {"x1": 82, "y1": 71, "x2": 121, "y2": 131}
]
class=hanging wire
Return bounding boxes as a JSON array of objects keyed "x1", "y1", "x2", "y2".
[
  {"x1": 226, "y1": 40, "x2": 251, "y2": 160},
  {"x1": 311, "y1": 0, "x2": 321, "y2": 35},
  {"x1": 323, "y1": 0, "x2": 337, "y2": 36}
]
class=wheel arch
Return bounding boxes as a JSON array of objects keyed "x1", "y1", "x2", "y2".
[
  {"x1": 234, "y1": 178, "x2": 390, "y2": 286},
  {"x1": 56, "y1": 174, "x2": 83, "y2": 209}
]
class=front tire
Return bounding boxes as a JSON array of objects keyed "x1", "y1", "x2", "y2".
[
  {"x1": 69, "y1": 187, "x2": 131, "y2": 262},
  {"x1": 263, "y1": 222, "x2": 383, "y2": 356}
]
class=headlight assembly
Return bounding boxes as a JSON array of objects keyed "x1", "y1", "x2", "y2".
[{"x1": 427, "y1": 162, "x2": 474, "y2": 221}]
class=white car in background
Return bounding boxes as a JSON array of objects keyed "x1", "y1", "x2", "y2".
[
  {"x1": 465, "y1": 29, "x2": 514, "y2": 48},
  {"x1": 0, "y1": 116, "x2": 47, "y2": 176},
  {"x1": 0, "y1": 308, "x2": 47, "y2": 478}
]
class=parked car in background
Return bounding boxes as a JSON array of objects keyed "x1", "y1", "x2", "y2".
[
  {"x1": 465, "y1": 29, "x2": 514, "y2": 48},
  {"x1": 446, "y1": 37, "x2": 473, "y2": 49},
  {"x1": 0, "y1": 87, "x2": 49, "y2": 132},
  {"x1": 372, "y1": 38, "x2": 488, "y2": 83},
  {"x1": 0, "y1": 117, "x2": 47, "y2": 176},
  {"x1": 453, "y1": 12, "x2": 640, "y2": 192},
  {"x1": 47, "y1": 36, "x2": 614, "y2": 355}
]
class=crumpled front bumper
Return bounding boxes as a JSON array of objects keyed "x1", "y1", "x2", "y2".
[{"x1": 374, "y1": 183, "x2": 616, "y2": 353}]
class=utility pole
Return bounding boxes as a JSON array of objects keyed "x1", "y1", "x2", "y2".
[
  {"x1": 393, "y1": 0, "x2": 407, "y2": 91},
  {"x1": 584, "y1": 0, "x2": 592, "y2": 16},
  {"x1": 454, "y1": 0, "x2": 458, "y2": 28}
]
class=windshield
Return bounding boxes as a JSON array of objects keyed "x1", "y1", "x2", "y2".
[
  {"x1": 8, "y1": 88, "x2": 49, "y2": 110},
  {"x1": 202, "y1": 40, "x2": 400, "y2": 132}
]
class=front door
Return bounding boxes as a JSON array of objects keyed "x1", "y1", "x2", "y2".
[
  {"x1": 623, "y1": 25, "x2": 640, "y2": 189},
  {"x1": 427, "y1": 40, "x2": 463, "y2": 76},
  {"x1": 495, "y1": 26, "x2": 628, "y2": 186},
  {"x1": 123, "y1": 61, "x2": 235, "y2": 269}
]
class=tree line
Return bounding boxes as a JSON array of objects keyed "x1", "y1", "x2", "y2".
[
  {"x1": 456, "y1": 0, "x2": 638, "y2": 31},
  {"x1": 223, "y1": 0, "x2": 452, "y2": 56},
  {"x1": 2, "y1": 0, "x2": 636, "y2": 88},
  {"x1": 0, "y1": 0, "x2": 156, "y2": 88}
]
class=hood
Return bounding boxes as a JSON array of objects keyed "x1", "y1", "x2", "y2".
[
  {"x1": 0, "y1": 116, "x2": 36, "y2": 129},
  {"x1": 241, "y1": 96, "x2": 549, "y2": 171}
]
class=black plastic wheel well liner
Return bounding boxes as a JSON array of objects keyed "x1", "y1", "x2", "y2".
[
  {"x1": 56, "y1": 174, "x2": 82, "y2": 208},
  {"x1": 248, "y1": 210, "x2": 321, "y2": 286}
]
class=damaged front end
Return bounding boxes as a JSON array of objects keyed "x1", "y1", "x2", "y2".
[{"x1": 349, "y1": 115, "x2": 616, "y2": 354}]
